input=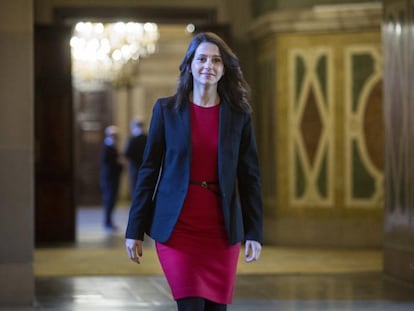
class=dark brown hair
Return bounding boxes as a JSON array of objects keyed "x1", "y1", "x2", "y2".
[{"x1": 173, "y1": 32, "x2": 252, "y2": 113}]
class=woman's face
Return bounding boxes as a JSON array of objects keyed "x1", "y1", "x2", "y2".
[{"x1": 191, "y1": 42, "x2": 224, "y2": 88}]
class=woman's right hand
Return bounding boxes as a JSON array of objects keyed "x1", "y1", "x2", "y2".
[{"x1": 125, "y1": 239, "x2": 143, "y2": 264}]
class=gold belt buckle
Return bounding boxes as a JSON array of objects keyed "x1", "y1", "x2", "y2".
[{"x1": 201, "y1": 181, "x2": 208, "y2": 188}]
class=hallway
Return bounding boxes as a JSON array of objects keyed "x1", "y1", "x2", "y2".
[{"x1": 8, "y1": 207, "x2": 414, "y2": 310}]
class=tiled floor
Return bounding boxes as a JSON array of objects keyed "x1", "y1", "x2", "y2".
[{"x1": 4, "y1": 206, "x2": 414, "y2": 310}]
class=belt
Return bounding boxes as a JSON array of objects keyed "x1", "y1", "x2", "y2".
[{"x1": 190, "y1": 180, "x2": 220, "y2": 196}]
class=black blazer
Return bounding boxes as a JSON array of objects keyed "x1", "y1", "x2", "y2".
[
  {"x1": 100, "y1": 143, "x2": 122, "y2": 184},
  {"x1": 124, "y1": 134, "x2": 147, "y2": 168},
  {"x1": 125, "y1": 96, "x2": 263, "y2": 245}
]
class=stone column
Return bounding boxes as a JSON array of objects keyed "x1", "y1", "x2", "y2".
[{"x1": 0, "y1": 0, "x2": 34, "y2": 306}]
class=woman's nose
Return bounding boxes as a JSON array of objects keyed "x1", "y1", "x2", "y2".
[{"x1": 205, "y1": 58, "x2": 213, "y2": 68}]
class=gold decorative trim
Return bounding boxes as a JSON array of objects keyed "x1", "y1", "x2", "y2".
[
  {"x1": 288, "y1": 47, "x2": 334, "y2": 207},
  {"x1": 344, "y1": 45, "x2": 383, "y2": 208}
]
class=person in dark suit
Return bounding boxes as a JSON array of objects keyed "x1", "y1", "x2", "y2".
[
  {"x1": 100, "y1": 125, "x2": 123, "y2": 231},
  {"x1": 125, "y1": 32, "x2": 263, "y2": 311},
  {"x1": 124, "y1": 118, "x2": 147, "y2": 196}
]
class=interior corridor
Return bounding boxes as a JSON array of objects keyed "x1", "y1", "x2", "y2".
[{"x1": 3, "y1": 206, "x2": 412, "y2": 310}]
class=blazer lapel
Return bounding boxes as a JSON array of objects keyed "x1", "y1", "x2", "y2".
[
  {"x1": 218, "y1": 101, "x2": 233, "y2": 182},
  {"x1": 178, "y1": 100, "x2": 191, "y2": 150}
]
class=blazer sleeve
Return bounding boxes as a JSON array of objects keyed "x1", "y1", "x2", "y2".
[
  {"x1": 125, "y1": 99, "x2": 166, "y2": 240},
  {"x1": 237, "y1": 114, "x2": 264, "y2": 244}
]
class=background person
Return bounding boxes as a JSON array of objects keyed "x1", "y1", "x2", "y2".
[
  {"x1": 125, "y1": 32, "x2": 263, "y2": 311},
  {"x1": 124, "y1": 118, "x2": 147, "y2": 196},
  {"x1": 100, "y1": 125, "x2": 123, "y2": 232}
]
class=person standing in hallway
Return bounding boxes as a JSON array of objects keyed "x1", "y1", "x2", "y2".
[
  {"x1": 125, "y1": 32, "x2": 263, "y2": 311},
  {"x1": 124, "y1": 118, "x2": 147, "y2": 196},
  {"x1": 100, "y1": 125, "x2": 123, "y2": 231}
]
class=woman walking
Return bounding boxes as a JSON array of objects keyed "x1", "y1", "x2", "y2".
[{"x1": 125, "y1": 32, "x2": 263, "y2": 311}]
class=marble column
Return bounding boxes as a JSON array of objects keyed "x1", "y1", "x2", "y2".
[{"x1": 383, "y1": 0, "x2": 414, "y2": 286}]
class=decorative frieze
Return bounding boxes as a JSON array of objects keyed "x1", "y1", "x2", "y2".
[{"x1": 250, "y1": 3, "x2": 382, "y2": 38}]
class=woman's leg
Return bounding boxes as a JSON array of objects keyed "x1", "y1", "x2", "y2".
[
  {"x1": 176, "y1": 297, "x2": 205, "y2": 311},
  {"x1": 205, "y1": 299, "x2": 227, "y2": 311}
]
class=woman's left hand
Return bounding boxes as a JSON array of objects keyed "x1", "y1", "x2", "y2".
[{"x1": 245, "y1": 240, "x2": 262, "y2": 262}]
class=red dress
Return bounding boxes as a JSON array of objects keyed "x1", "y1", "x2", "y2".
[{"x1": 156, "y1": 102, "x2": 241, "y2": 304}]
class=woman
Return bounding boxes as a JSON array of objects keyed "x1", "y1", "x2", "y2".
[{"x1": 125, "y1": 32, "x2": 263, "y2": 311}]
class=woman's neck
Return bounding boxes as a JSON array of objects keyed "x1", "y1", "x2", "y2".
[{"x1": 191, "y1": 87, "x2": 219, "y2": 107}]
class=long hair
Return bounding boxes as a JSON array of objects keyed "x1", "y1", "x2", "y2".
[{"x1": 173, "y1": 32, "x2": 252, "y2": 113}]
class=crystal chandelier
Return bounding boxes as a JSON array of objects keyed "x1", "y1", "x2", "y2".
[{"x1": 70, "y1": 21, "x2": 159, "y2": 88}]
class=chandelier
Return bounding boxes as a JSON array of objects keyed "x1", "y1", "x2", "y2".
[{"x1": 70, "y1": 21, "x2": 159, "y2": 88}]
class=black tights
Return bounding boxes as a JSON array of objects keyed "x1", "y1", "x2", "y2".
[{"x1": 176, "y1": 297, "x2": 227, "y2": 311}]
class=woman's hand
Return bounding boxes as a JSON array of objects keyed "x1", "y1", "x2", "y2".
[
  {"x1": 125, "y1": 239, "x2": 143, "y2": 264},
  {"x1": 245, "y1": 240, "x2": 262, "y2": 262}
]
